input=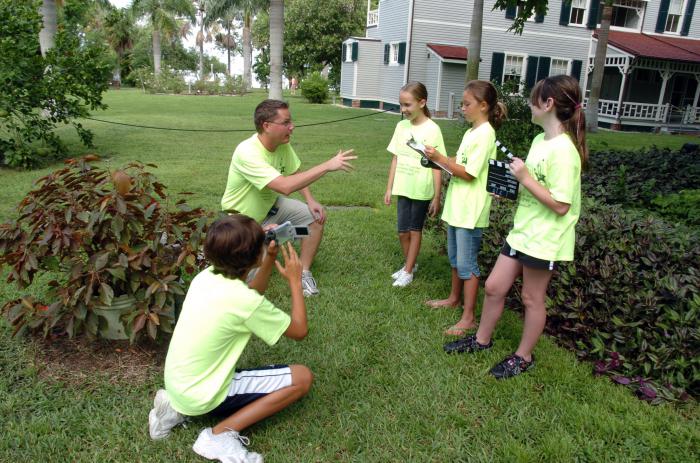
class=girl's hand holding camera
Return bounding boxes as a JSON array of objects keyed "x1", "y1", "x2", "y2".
[
  {"x1": 423, "y1": 145, "x2": 438, "y2": 160},
  {"x1": 275, "y1": 242, "x2": 302, "y2": 284}
]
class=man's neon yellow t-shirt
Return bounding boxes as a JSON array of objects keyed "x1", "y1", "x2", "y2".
[
  {"x1": 164, "y1": 267, "x2": 291, "y2": 416},
  {"x1": 506, "y1": 133, "x2": 581, "y2": 262},
  {"x1": 441, "y1": 122, "x2": 497, "y2": 229},
  {"x1": 387, "y1": 118, "x2": 445, "y2": 200},
  {"x1": 221, "y1": 134, "x2": 301, "y2": 222}
]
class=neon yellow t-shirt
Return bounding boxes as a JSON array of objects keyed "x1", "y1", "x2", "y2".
[
  {"x1": 387, "y1": 118, "x2": 445, "y2": 200},
  {"x1": 164, "y1": 267, "x2": 291, "y2": 416},
  {"x1": 221, "y1": 134, "x2": 301, "y2": 222},
  {"x1": 506, "y1": 133, "x2": 581, "y2": 262},
  {"x1": 441, "y1": 122, "x2": 497, "y2": 229}
]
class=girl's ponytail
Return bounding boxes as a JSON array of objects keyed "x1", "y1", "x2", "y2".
[
  {"x1": 464, "y1": 80, "x2": 507, "y2": 129},
  {"x1": 530, "y1": 75, "x2": 588, "y2": 169}
]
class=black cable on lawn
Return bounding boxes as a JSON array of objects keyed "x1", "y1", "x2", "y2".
[{"x1": 83, "y1": 108, "x2": 395, "y2": 132}]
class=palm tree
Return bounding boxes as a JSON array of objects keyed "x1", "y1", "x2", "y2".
[
  {"x1": 268, "y1": 0, "x2": 283, "y2": 99},
  {"x1": 39, "y1": 0, "x2": 62, "y2": 56},
  {"x1": 207, "y1": 0, "x2": 265, "y2": 90},
  {"x1": 466, "y1": 0, "x2": 484, "y2": 82},
  {"x1": 586, "y1": 0, "x2": 613, "y2": 132},
  {"x1": 103, "y1": 7, "x2": 136, "y2": 85},
  {"x1": 130, "y1": 0, "x2": 196, "y2": 75}
]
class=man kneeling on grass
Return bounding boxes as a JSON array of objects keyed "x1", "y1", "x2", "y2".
[{"x1": 148, "y1": 214, "x2": 313, "y2": 462}]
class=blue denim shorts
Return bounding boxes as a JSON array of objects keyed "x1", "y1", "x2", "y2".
[
  {"x1": 397, "y1": 196, "x2": 431, "y2": 232},
  {"x1": 447, "y1": 225, "x2": 483, "y2": 279}
]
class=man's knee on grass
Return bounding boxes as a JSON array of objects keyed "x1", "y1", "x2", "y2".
[{"x1": 290, "y1": 364, "x2": 313, "y2": 396}]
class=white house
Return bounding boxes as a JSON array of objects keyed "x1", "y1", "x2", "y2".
[{"x1": 340, "y1": 0, "x2": 700, "y2": 131}]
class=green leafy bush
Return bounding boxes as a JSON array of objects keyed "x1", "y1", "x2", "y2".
[
  {"x1": 650, "y1": 190, "x2": 700, "y2": 226},
  {"x1": 583, "y1": 147, "x2": 700, "y2": 208},
  {"x1": 300, "y1": 71, "x2": 329, "y2": 104},
  {"x1": 0, "y1": 0, "x2": 111, "y2": 168},
  {"x1": 0, "y1": 156, "x2": 211, "y2": 342},
  {"x1": 480, "y1": 199, "x2": 699, "y2": 402},
  {"x1": 132, "y1": 66, "x2": 186, "y2": 94}
]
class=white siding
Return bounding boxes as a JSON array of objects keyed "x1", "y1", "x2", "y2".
[
  {"x1": 355, "y1": 40, "x2": 382, "y2": 99},
  {"x1": 438, "y1": 63, "x2": 467, "y2": 115}
]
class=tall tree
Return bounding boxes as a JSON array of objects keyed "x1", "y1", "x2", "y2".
[
  {"x1": 268, "y1": 0, "x2": 283, "y2": 99},
  {"x1": 39, "y1": 0, "x2": 62, "y2": 56},
  {"x1": 466, "y1": 0, "x2": 484, "y2": 82},
  {"x1": 130, "y1": 0, "x2": 195, "y2": 75},
  {"x1": 103, "y1": 6, "x2": 136, "y2": 85},
  {"x1": 586, "y1": 1, "x2": 613, "y2": 132}
]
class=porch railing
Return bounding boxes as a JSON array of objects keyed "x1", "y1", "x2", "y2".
[
  {"x1": 367, "y1": 9, "x2": 378, "y2": 27},
  {"x1": 583, "y1": 98, "x2": 671, "y2": 122}
]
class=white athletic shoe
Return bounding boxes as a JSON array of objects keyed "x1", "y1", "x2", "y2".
[
  {"x1": 301, "y1": 270, "x2": 319, "y2": 297},
  {"x1": 148, "y1": 389, "x2": 185, "y2": 440},
  {"x1": 391, "y1": 264, "x2": 417, "y2": 280},
  {"x1": 392, "y1": 270, "x2": 414, "y2": 287},
  {"x1": 192, "y1": 427, "x2": 263, "y2": 463}
]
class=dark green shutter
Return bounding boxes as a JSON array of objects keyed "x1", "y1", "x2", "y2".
[
  {"x1": 535, "y1": 12, "x2": 545, "y2": 23},
  {"x1": 570, "y1": 59, "x2": 583, "y2": 83},
  {"x1": 351, "y1": 42, "x2": 358, "y2": 61},
  {"x1": 384, "y1": 44, "x2": 389, "y2": 64},
  {"x1": 342, "y1": 44, "x2": 347, "y2": 62},
  {"x1": 560, "y1": 1, "x2": 571, "y2": 25},
  {"x1": 525, "y1": 56, "x2": 539, "y2": 89},
  {"x1": 681, "y1": 0, "x2": 696, "y2": 36},
  {"x1": 657, "y1": 0, "x2": 671, "y2": 32},
  {"x1": 587, "y1": 1, "x2": 600, "y2": 29},
  {"x1": 536, "y1": 56, "x2": 551, "y2": 81},
  {"x1": 490, "y1": 52, "x2": 505, "y2": 84},
  {"x1": 505, "y1": 4, "x2": 516, "y2": 20},
  {"x1": 398, "y1": 42, "x2": 406, "y2": 64}
]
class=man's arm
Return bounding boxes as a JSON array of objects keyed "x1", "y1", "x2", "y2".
[
  {"x1": 300, "y1": 186, "x2": 325, "y2": 224},
  {"x1": 267, "y1": 149, "x2": 356, "y2": 196}
]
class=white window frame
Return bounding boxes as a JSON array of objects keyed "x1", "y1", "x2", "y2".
[
  {"x1": 607, "y1": 1, "x2": 647, "y2": 32},
  {"x1": 665, "y1": 0, "x2": 686, "y2": 34},
  {"x1": 344, "y1": 43, "x2": 353, "y2": 63},
  {"x1": 569, "y1": 0, "x2": 588, "y2": 26},
  {"x1": 389, "y1": 41, "x2": 400, "y2": 66},
  {"x1": 549, "y1": 57, "x2": 571, "y2": 77},
  {"x1": 502, "y1": 52, "x2": 528, "y2": 94}
]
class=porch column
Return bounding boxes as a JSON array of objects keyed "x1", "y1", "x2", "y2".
[
  {"x1": 613, "y1": 60, "x2": 631, "y2": 130},
  {"x1": 689, "y1": 74, "x2": 700, "y2": 124},
  {"x1": 656, "y1": 66, "x2": 673, "y2": 122}
]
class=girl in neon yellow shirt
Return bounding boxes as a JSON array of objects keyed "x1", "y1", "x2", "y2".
[
  {"x1": 424, "y1": 81, "x2": 506, "y2": 336},
  {"x1": 384, "y1": 82, "x2": 445, "y2": 287},
  {"x1": 444, "y1": 75, "x2": 588, "y2": 380}
]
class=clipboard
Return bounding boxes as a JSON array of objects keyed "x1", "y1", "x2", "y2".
[{"x1": 406, "y1": 138, "x2": 452, "y2": 174}]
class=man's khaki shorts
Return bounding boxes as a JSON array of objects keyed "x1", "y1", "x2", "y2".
[{"x1": 262, "y1": 197, "x2": 315, "y2": 228}]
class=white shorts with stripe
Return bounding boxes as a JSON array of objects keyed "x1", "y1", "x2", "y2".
[{"x1": 208, "y1": 364, "x2": 292, "y2": 418}]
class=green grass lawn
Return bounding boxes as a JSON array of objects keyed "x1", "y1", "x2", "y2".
[{"x1": 1, "y1": 89, "x2": 698, "y2": 462}]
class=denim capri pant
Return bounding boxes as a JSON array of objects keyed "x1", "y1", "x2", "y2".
[{"x1": 447, "y1": 225, "x2": 482, "y2": 279}]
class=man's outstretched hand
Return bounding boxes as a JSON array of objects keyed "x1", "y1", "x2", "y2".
[{"x1": 325, "y1": 149, "x2": 357, "y2": 172}]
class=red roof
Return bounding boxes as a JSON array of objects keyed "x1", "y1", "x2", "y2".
[
  {"x1": 427, "y1": 43, "x2": 468, "y2": 61},
  {"x1": 595, "y1": 30, "x2": 700, "y2": 64}
]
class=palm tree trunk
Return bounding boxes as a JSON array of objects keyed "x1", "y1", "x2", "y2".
[
  {"x1": 243, "y1": 13, "x2": 252, "y2": 90},
  {"x1": 153, "y1": 27, "x2": 162, "y2": 75},
  {"x1": 269, "y1": 0, "x2": 284, "y2": 99},
  {"x1": 227, "y1": 23, "x2": 232, "y2": 76},
  {"x1": 586, "y1": 2, "x2": 613, "y2": 133},
  {"x1": 39, "y1": 0, "x2": 57, "y2": 56},
  {"x1": 198, "y1": 9, "x2": 204, "y2": 80},
  {"x1": 466, "y1": 0, "x2": 483, "y2": 82}
]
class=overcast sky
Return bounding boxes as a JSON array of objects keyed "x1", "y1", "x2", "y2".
[{"x1": 109, "y1": 0, "x2": 256, "y2": 83}]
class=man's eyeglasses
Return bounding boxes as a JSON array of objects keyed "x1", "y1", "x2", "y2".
[{"x1": 267, "y1": 120, "x2": 293, "y2": 127}]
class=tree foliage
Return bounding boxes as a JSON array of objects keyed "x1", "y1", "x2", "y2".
[
  {"x1": 493, "y1": 0, "x2": 549, "y2": 34},
  {"x1": 0, "y1": 0, "x2": 111, "y2": 168},
  {"x1": 252, "y1": 0, "x2": 366, "y2": 87}
]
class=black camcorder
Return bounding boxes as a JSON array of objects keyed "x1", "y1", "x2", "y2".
[{"x1": 264, "y1": 221, "x2": 310, "y2": 245}]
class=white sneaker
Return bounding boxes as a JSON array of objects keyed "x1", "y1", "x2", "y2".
[
  {"x1": 148, "y1": 389, "x2": 185, "y2": 440},
  {"x1": 301, "y1": 270, "x2": 319, "y2": 297},
  {"x1": 391, "y1": 263, "x2": 417, "y2": 280},
  {"x1": 392, "y1": 270, "x2": 414, "y2": 287},
  {"x1": 192, "y1": 427, "x2": 263, "y2": 463}
]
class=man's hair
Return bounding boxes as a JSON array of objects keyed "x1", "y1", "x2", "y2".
[
  {"x1": 254, "y1": 99, "x2": 289, "y2": 133},
  {"x1": 204, "y1": 214, "x2": 265, "y2": 279}
]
